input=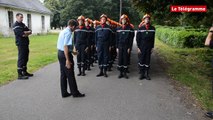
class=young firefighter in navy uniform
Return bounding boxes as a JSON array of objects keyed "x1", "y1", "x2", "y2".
[
  {"x1": 13, "y1": 13, "x2": 33, "y2": 80},
  {"x1": 116, "y1": 14, "x2": 134, "y2": 79},
  {"x1": 136, "y1": 14, "x2": 155, "y2": 80},
  {"x1": 74, "y1": 15, "x2": 88, "y2": 76},
  {"x1": 95, "y1": 14, "x2": 112, "y2": 77},
  {"x1": 85, "y1": 18, "x2": 94, "y2": 71}
]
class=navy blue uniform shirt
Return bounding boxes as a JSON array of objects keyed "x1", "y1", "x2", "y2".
[{"x1": 13, "y1": 21, "x2": 30, "y2": 46}]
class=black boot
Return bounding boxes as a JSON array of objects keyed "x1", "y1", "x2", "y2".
[
  {"x1": 123, "y1": 68, "x2": 129, "y2": 79},
  {"x1": 145, "y1": 68, "x2": 151, "y2": 80},
  {"x1": 22, "y1": 66, "x2": 33, "y2": 77},
  {"x1": 17, "y1": 69, "x2": 28, "y2": 80},
  {"x1": 82, "y1": 66, "x2": 86, "y2": 76},
  {"x1": 104, "y1": 68, "x2": 108, "y2": 77},
  {"x1": 108, "y1": 63, "x2": 112, "y2": 71},
  {"x1": 126, "y1": 68, "x2": 130, "y2": 73},
  {"x1": 118, "y1": 71, "x2": 123, "y2": 79},
  {"x1": 123, "y1": 72, "x2": 129, "y2": 79},
  {"x1": 139, "y1": 68, "x2": 145, "y2": 80},
  {"x1": 77, "y1": 67, "x2": 82, "y2": 76},
  {"x1": 96, "y1": 68, "x2": 104, "y2": 77},
  {"x1": 87, "y1": 64, "x2": 91, "y2": 71}
]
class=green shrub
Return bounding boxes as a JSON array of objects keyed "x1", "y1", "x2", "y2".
[{"x1": 156, "y1": 26, "x2": 207, "y2": 48}]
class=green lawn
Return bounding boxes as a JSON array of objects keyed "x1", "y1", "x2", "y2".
[
  {"x1": 0, "y1": 34, "x2": 59, "y2": 85},
  {"x1": 155, "y1": 38, "x2": 213, "y2": 110}
]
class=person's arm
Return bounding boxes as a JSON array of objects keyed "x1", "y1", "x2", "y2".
[
  {"x1": 64, "y1": 45, "x2": 72, "y2": 69},
  {"x1": 63, "y1": 32, "x2": 72, "y2": 69},
  {"x1": 13, "y1": 24, "x2": 25, "y2": 37},
  {"x1": 136, "y1": 29, "x2": 141, "y2": 53},
  {"x1": 205, "y1": 27, "x2": 213, "y2": 46},
  {"x1": 23, "y1": 24, "x2": 32, "y2": 36},
  {"x1": 151, "y1": 27, "x2": 156, "y2": 49}
]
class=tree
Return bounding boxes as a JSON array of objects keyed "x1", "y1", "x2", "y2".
[
  {"x1": 44, "y1": 0, "x2": 61, "y2": 28},
  {"x1": 131, "y1": 0, "x2": 213, "y2": 27}
]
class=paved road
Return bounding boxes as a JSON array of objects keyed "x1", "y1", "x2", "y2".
[{"x1": 0, "y1": 44, "x2": 207, "y2": 120}]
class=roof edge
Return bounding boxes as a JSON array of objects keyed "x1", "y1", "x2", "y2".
[{"x1": 0, "y1": 3, "x2": 52, "y2": 15}]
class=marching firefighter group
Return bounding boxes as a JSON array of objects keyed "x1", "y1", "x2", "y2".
[
  {"x1": 73, "y1": 13, "x2": 155, "y2": 80},
  {"x1": 13, "y1": 13, "x2": 155, "y2": 97}
]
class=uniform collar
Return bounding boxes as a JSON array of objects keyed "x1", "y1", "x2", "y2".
[
  {"x1": 79, "y1": 26, "x2": 84, "y2": 29},
  {"x1": 122, "y1": 24, "x2": 127, "y2": 30},
  {"x1": 86, "y1": 26, "x2": 90, "y2": 29},
  {"x1": 145, "y1": 23, "x2": 150, "y2": 30},
  {"x1": 101, "y1": 23, "x2": 106, "y2": 28}
]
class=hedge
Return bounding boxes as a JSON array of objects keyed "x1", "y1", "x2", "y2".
[{"x1": 156, "y1": 26, "x2": 207, "y2": 48}]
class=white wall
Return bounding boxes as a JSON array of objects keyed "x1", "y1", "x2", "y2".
[
  {"x1": 0, "y1": 7, "x2": 9, "y2": 36},
  {"x1": 0, "y1": 6, "x2": 51, "y2": 36}
]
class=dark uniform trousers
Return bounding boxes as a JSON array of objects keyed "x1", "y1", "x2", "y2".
[
  {"x1": 97, "y1": 43, "x2": 109, "y2": 70},
  {"x1": 58, "y1": 50, "x2": 79, "y2": 96},
  {"x1": 17, "y1": 45, "x2": 29, "y2": 74},
  {"x1": 76, "y1": 44, "x2": 87, "y2": 69},
  {"x1": 117, "y1": 46, "x2": 128, "y2": 72}
]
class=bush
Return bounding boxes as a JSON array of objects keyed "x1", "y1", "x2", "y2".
[{"x1": 156, "y1": 26, "x2": 207, "y2": 48}]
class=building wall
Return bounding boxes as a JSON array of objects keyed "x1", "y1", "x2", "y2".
[{"x1": 0, "y1": 6, "x2": 51, "y2": 37}]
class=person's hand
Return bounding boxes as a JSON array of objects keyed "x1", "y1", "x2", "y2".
[
  {"x1": 109, "y1": 47, "x2": 111, "y2": 51},
  {"x1": 138, "y1": 48, "x2": 141, "y2": 54},
  {"x1": 24, "y1": 31, "x2": 32, "y2": 35},
  {"x1": 85, "y1": 47, "x2": 88, "y2": 52},
  {"x1": 127, "y1": 48, "x2": 130, "y2": 54},
  {"x1": 65, "y1": 60, "x2": 72, "y2": 69},
  {"x1": 72, "y1": 51, "x2": 78, "y2": 56},
  {"x1": 72, "y1": 47, "x2": 78, "y2": 56},
  {"x1": 210, "y1": 27, "x2": 213, "y2": 34},
  {"x1": 116, "y1": 48, "x2": 119, "y2": 53}
]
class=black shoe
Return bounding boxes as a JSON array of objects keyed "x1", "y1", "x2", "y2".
[
  {"x1": 62, "y1": 93, "x2": 71, "y2": 98},
  {"x1": 23, "y1": 72, "x2": 33, "y2": 77},
  {"x1": 206, "y1": 111, "x2": 213, "y2": 118},
  {"x1": 139, "y1": 74, "x2": 145, "y2": 80},
  {"x1": 18, "y1": 75, "x2": 29, "y2": 80},
  {"x1": 118, "y1": 74, "x2": 123, "y2": 79},
  {"x1": 96, "y1": 72, "x2": 104, "y2": 77},
  {"x1": 73, "y1": 93, "x2": 85, "y2": 98},
  {"x1": 123, "y1": 73, "x2": 129, "y2": 79},
  {"x1": 108, "y1": 68, "x2": 112, "y2": 71},
  {"x1": 146, "y1": 75, "x2": 151, "y2": 80},
  {"x1": 77, "y1": 73, "x2": 82, "y2": 76},
  {"x1": 82, "y1": 72, "x2": 86, "y2": 76},
  {"x1": 104, "y1": 73, "x2": 108, "y2": 77}
]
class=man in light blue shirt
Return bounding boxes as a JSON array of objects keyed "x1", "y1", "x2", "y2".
[{"x1": 57, "y1": 19, "x2": 85, "y2": 98}]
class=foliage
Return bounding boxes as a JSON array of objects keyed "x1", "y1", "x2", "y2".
[
  {"x1": 44, "y1": 0, "x2": 140, "y2": 27},
  {"x1": 155, "y1": 38, "x2": 213, "y2": 110},
  {"x1": 131, "y1": 0, "x2": 213, "y2": 27},
  {"x1": 156, "y1": 26, "x2": 208, "y2": 48}
]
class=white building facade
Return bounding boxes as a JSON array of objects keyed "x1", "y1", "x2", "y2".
[{"x1": 0, "y1": 0, "x2": 51, "y2": 37}]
